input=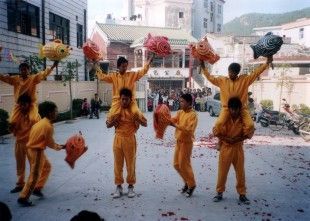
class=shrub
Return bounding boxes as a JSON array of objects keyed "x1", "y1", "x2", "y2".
[
  {"x1": 0, "y1": 109, "x2": 9, "y2": 135},
  {"x1": 298, "y1": 104, "x2": 310, "y2": 115},
  {"x1": 260, "y1": 99, "x2": 273, "y2": 110}
]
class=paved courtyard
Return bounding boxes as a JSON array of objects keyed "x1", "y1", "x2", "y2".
[{"x1": 0, "y1": 112, "x2": 309, "y2": 221}]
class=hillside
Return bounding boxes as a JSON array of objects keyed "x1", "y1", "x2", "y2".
[{"x1": 223, "y1": 7, "x2": 310, "y2": 35}]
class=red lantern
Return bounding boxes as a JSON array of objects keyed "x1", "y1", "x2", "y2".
[
  {"x1": 65, "y1": 132, "x2": 88, "y2": 169},
  {"x1": 83, "y1": 40, "x2": 103, "y2": 62},
  {"x1": 189, "y1": 36, "x2": 220, "y2": 64}
]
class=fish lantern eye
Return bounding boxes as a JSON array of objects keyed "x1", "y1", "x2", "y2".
[{"x1": 61, "y1": 49, "x2": 65, "y2": 53}]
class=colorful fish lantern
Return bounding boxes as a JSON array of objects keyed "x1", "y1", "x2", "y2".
[
  {"x1": 39, "y1": 39, "x2": 71, "y2": 61},
  {"x1": 65, "y1": 131, "x2": 88, "y2": 169},
  {"x1": 153, "y1": 104, "x2": 171, "y2": 139},
  {"x1": 82, "y1": 39, "x2": 103, "y2": 62},
  {"x1": 189, "y1": 36, "x2": 220, "y2": 64},
  {"x1": 251, "y1": 32, "x2": 283, "y2": 59},
  {"x1": 144, "y1": 33, "x2": 171, "y2": 57}
]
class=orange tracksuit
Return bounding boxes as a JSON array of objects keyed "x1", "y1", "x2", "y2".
[
  {"x1": 113, "y1": 109, "x2": 139, "y2": 185},
  {"x1": 202, "y1": 64, "x2": 269, "y2": 137},
  {"x1": 171, "y1": 108, "x2": 198, "y2": 188},
  {"x1": 0, "y1": 68, "x2": 52, "y2": 128},
  {"x1": 96, "y1": 64, "x2": 150, "y2": 121},
  {"x1": 20, "y1": 118, "x2": 62, "y2": 199},
  {"x1": 14, "y1": 113, "x2": 40, "y2": 188},
  {"x1": 213, "y1": 117, "x2": 254, "y2": 195}
]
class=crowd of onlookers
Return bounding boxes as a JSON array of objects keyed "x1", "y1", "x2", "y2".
[{"x1": 148, "y1": 87, "x2": 213, "y2": 112}]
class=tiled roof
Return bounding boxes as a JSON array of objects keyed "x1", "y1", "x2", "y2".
[
  {"x1": 130, "y1": 37, "x2": 191, "y2": 47},
  {"x1": 96, "y1": 23, "x2": 197, "y2": 45}
]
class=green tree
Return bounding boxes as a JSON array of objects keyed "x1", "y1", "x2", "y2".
[
  {"x1": 276, "y1": 64, "x2": 294, "y2": 111},
  {"x1": 60, "y1": 60, "x2": 81, "y2": 120},
  {"x1": 20, "y1": 55, "x2": 44, "y2": 74}
]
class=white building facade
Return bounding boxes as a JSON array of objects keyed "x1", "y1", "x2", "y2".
[{"x1": 0, "y1": 0, "x2": 88, "y2": 80}]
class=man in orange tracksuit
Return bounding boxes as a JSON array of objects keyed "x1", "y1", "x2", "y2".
[
  {"x1": 213, "y1": 97, "x2": 254, "y2": 205},
  {"x1": 10, "y1": 94, "x2": 40, "y2": 193},
  {"x1": 0, "y1": 61, "x2": 58, "y2": 128},
  {"x1": 18, "y1": 101, "x2": 64, "y2": 207},
  {"x1": 170, "y1": 93, "x2": 198, "y2": 197},
  {"x1": 0, "y1": 62, "x2": 58, "y2": 193},
  {"x1": 106, "y1": 88, "x2": 147, "y2": 199},
  {"x1": 96, "y1": 56, "x2": 153, "y2": 123},
  {"x1": 201, "y1": 57, "x2": 272, "y2": 138}
]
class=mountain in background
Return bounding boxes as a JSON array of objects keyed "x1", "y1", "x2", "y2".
[{"x1": 223, "y1": 7, "x2": 310, "y2": 36}]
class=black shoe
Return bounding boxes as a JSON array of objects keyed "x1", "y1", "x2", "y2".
[
  {"x1": 180, "y1": 184, "x2": 188, "y2": 194},
  {"x1": 32, "y1": 189, "x2": 44, "y2": 197},
  {"x1": 239, "y1": 195, "x2": 250, "y2": 205},
  {"x1": 10, "y1": 186, "x2": 23, "y2": 193},
  {"x1": 185, "y1": 186, "x2": 196, "y2": 197},
  {"x1": 213, "y1": 192, "x2": 223, "y2": 202},
  {"x1": 17, "y1": 198, "x2": 33, "y2": 207}
]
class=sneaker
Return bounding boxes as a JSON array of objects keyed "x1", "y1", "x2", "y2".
[
  {"x1": 213, "y1": 192, "x2": 223, "y2": 202},
  {"x1": 127, "y1": 185, "x2": 136, "y2": 198},
  {"x1": 185, "y1": 186, "x2": 196, "y2": 197},
  {"x1": 32, "y1": 188, "x2": 44, "y2": 197},
  {"x1": 112, "y1": 185, "x2": 123, "y2": 198},
  {"x1": 10, "y1": 186, "x2": 23, "y2": 193},
  {"x1": 239, "y1": 195, "x2": 250, "y2": 205},
  {"x1": 180, "y1": 184, "x2": 188, "y2": 194},
  {"x1": 17, "y1": 198, "x2": 33, "y2": 207}
]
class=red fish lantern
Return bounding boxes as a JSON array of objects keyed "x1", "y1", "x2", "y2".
[
  {"x1": 144, "y1": 33, "x2": 171, "y2": 57},
  {"x1": 65, "y1": 131, "x2": 88, "y2": 169},
  {"x1": 153, "y1": 104, "x2": 171, "y2": 139},
  {"x1": 189, "y1": 36, "x2": 220, "y2": 64},
  {"x1": 82, "y1": 39, "x2": 103, "y2": 62}
]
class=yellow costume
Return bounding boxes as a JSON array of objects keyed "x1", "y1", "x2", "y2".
[
  {"x1": 96, "y1": 64, "x2": 150, "y2": 121},
  {"x1": 171, "y1": 108, "x2": 198, "y2": 188},
  {"x1": 202, "y1": 64, "x2": 269, "y2": 137},
  {"x1": 13, "y1": 112, "x2": 40, "y2": 188},
  {"x1": 113, "y1": 109, "x2": 139, "y2": 185},
  {"x1": 213, "y1": 117, "x2": 254, "y2": 195},
  {"x1": 0, "y1": 68, "x2": 53, "y2": 128},
  {"x1": 20, "y1": 118, "x2": 62, "y2": 199}
]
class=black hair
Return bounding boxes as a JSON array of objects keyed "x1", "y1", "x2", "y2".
[
  {"x1": 117, "y1": 56, "x2": 128, "y2": 68},
  {"x1": 158, "y1": 96, "x2": 163, "y2": 104},
  {"x1": 228, "y1": 63, "x2": 241, "y2": 75},
  {"x1": 19, "y1": 62, "x2": 30, "y2": 70},
  {"x1": 181, "y1": 93, "x2": 193, "y2": 105},
  {"x1": 70, "y1": 210, "x2": 103, "y2": 221},
  {"x1": 17, "y1": 93, "x2": 32, "y2": 105},
  {"x1": 119, "y1": 88, "x2": 132, "y2": 98},
  {"x1": 228, "y1": 97, "x2": 242, "y2": 110},
  {"x1": 0, "y1": 201, "x2": 12, "y2": 221},
  {"x1": 38, "y1": 101, "x2": 57, "y2": 118}
]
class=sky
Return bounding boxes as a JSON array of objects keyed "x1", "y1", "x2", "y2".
[{"x1": 87, "y1": 0, "x2": 310, "y2": 34}]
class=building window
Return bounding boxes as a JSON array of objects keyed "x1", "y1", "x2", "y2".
[
  {"x1": 49, "y1": 12, "x2": 70, "y2": 44},
  {"x1": 204, "y1": 0, "x2": 208, "y2": 8},
  {"x1": 299, "y1": 28, "x2": 304, "y2": 39},
  {"x1": 210, "y1": 1, "x2": 214, "y2": 12},
  {"x1": 218, "y1": 4, "x2": 222, "y2": 14},
  {"x1": 179, "y1": 12, "x2": 184, "y2": 19},
  {"x1": 203, "y1": 18, "x2": 208, "y2": 28},
  {"x1": 217, "y1": 24, "x2": 221, "y2": 32},
  {"x1": 77, "y1": 24, "x2": 83, "y2": 48},
  {"x1": 210, "y1": 13, "x2": 214, "y2": 22},
  {"x1": 7, "y1": 1, "x2": 40, "y2": 37}
]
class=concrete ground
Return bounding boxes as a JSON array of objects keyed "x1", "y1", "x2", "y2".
[{"x1": 0, "y1": 112, "x2": 309, "y2": 221}]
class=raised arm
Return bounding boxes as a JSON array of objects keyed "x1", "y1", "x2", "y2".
[
  {"x1": 95, "y1": 64, "x2": 113, "y2": 83},
  {"x1": 244, "y1": 56, "x2": 272, "y2": 86},
  {"x1": 33, "y1": 61, "x2": 58, "y2": 84},
  {"x1": 134, "y1": 54, "x2": 154, "y2": 80},
  {"x1": 200, "y1": 60, "x2": 223, "y2": 87}
]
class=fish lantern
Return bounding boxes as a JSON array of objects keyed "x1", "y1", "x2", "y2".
[
  {"x1": 39, "y1": 39, "x2": 71, "y2": 61},
  {"x1": 144, "y1": 33, "x2": 171, "y2": 57},
  {"x1": 251, "y1": 32, "x2": 283, "y2": 68},
  {"x1": 83, "y1": 39, "x2": 103, "y2": 62},
  {"x1": 153, "y1": 104, "x2": 171, "y2": 139},
  {"x1": 65, "y1": 131, "x2": 88, "y2": 169},
  {"x1": 189, "y1": 36, "x2": 220, "y2": 64}
]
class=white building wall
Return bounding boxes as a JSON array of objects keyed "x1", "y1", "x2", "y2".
[{"x1": 284, "y1": 26, "x2": 310, "y2": 47}]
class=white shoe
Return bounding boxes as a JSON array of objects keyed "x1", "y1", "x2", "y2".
[
  {"x1": 127, "y1": 185, "x2": 136, "y2": 198},
  {"x1": 112, "y1": 185, "x2": 123, "y2": 198}
]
